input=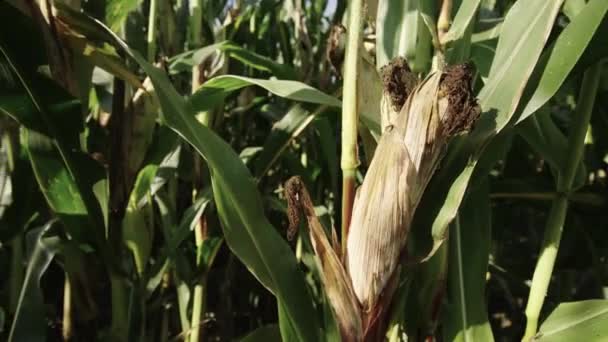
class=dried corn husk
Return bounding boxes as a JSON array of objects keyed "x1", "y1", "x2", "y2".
[
  {"x1": 346, "y1": 63, "x2": 479, "y2": 312},
  {"x1": 284, "y1": 61, "x2": 479, "y2": 342},
  {"x1": 285, "y1": 177, "x2": 362, "y2": 341}
]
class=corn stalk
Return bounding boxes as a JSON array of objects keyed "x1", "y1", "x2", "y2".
[
  {"x1": 340, "y1": 0, "x2": 364, "y2": 252},
  {"x1": 522, "y1": 61, "x2": 602, "y2": 341}
]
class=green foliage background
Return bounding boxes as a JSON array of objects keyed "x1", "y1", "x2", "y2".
[{"x1": 0, "y1": 0, "x2": 607, "y2": 341}]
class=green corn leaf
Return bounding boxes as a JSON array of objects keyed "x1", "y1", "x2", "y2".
[
  {"x1": 443, "y1": 0, "x2": 482, "y2": 44},
  {"x1": 53, "y1": 10, "x2": 321, "y2": 342},
  {"x1": 106, "y1": 0, "x2": 143, "y2": 31},
  {"x1": 0, "y1": 29, "x2": 106, "y2": 245},
  {"x1": 167, "y1": 42, "x2": 226, "y2": 74},
  {"x1": 443, "y1": 181, "x2": 494, "y2": 342},
  {"x1": 189, "y1": 75, "x2": 340, "y2": 113},
  {"x1": 220, "y1": 42, "x2": 296, "y2": 79},
  {"x1": 471, "y1": 22, "x2": 503, "y2": 44},
  {"x1": 8, "y1": 221, "x2": 60, "y2": 342},
  {"x1": 399, "y1": 244, "x2": 449, "y2": 340},
  {"x1": 416, "y1": 0, "x2": 565, "y2": 259},
  {"x1": 239, "y1": 324, "x2": 281, "y2": 342},
  {"x1": 517, "y1": 109, "x2": 586, "y2": 189},
  {"x1": 517, "y1": 0, "x2": 608, "y2": 123},
  {"x1": 169, "y1": 41, "x2": 297, "y2": 78},
  {"x1": 23, "y1": 130, "x2": 92, "y2": 244},
  {"x1": 122, "y1": 165, "x2": 156, "y2": 276},
  {"x1": 470, "y1": 40, "x2": 496, "y2": 81},
  {"x1": 376, "y1": 0, "x2": 420, "y2": 69},
  {"x1": 477, "y1": 0, "x2": 565, "y2": 137},
  {"x1": 314, "y1": 117, "x2": 340, "y2": 196},
  {"x1": 253, "y1": 104, "x2": 319, "y2": 178},
  {"x1": 278, "y1": 302, "x2": 300, "y2": 342},
  {"x1": 534, "y1": 300, "x2": 608, "y2": 341},
  {"x1": 0, "y1": 306, "x2": 5, "y2": 335}
]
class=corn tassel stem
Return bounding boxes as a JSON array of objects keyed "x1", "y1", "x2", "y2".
[
  {"x1": 340, "y1": 0, "x2": 363, "y2": 252},
  {"x1": 160, "y1": 307, "x2": 169, "y2": 342},
  {"x1": 110, "y1": 273, "x2": 129, "y2": 342},
  {"x1": 159, "y1": 271, "x2": 170, "y2": 342},
  {"x1": 190, "y1": 0, "x2": 204, "y2": 90},
  {"x1": 108, "y1": 75, "x2": 130, "y2": 342},
  {"x1": 188, "y1": 2, "x2": 208, "y2": 340},
  {"x1": 147, "y1": 0, "x2": 158, "y2": 61},
  {"x1": 7, "y1": 129, "x2": 21, "y2": 312},
  {"x1": 8, "y1": 235, "x2": 23, "y2": 312},
  {"x1": 190, "y1": 215, "x2": 208, "y2": 342},
  {"x1": 437, "y1": 0, "x2": 452, "y2": 44},
  {"x1": 4, "y1": 132, "x2": 22, "y2": 314},
  {"x1": 62, "y1": 273, "x2": 72, "y2": 341},
  {"x1": 522, "y1": 62, "x2": 602, "y2": 341},
  {"x1": 190, "y1": 277, "x2": 207, "y2": 342}
]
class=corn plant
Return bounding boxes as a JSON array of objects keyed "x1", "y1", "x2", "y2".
[{"x1": 0, "y1": 0, "x2": 607, "y2": 341}]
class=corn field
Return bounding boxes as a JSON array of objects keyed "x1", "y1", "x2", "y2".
[{"x1": 0, "y1": 0, "x2": 607, "y2": 341}]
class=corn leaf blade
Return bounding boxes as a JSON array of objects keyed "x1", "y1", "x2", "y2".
[
  {"x1": 443, "y1": 0, "x2": 481, "y2": 44},
  {"x1": 516, "y1": 0, "x2": 608, "y2": 123},
  {"x1": 189, "y1": 75, "x2": 340, "y2": 113},
  {"x1": 417, "y1": 0, "x2": 565, "y2": 258},
  {"x1": 443, "y1": 181, "x2": 494, "y2": 342},
  {"x1": 58, "y1": 12, "x2": 323, "y2": 341},
  {"x1": 535, "y1": 300, "x2": 608, "y2": 341}
]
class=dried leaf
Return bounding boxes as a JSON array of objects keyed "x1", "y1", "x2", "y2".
[{"x1": 285, "y1": 177, "x2": 362, "y2": 341}]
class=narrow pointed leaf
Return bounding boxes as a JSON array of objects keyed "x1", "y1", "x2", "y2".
[
  {"x1": 517, "y1": 0, "x2": 608, "y2": 123},
  {"x1": 477, "y1": 0, "x2": 564, "y2": 136},
  {"x1": 189, "y1": 75, "x2": 340, "y2": 112},
  {"x1": 169, "y1": 41, "x2": 296, "y2": 79}
]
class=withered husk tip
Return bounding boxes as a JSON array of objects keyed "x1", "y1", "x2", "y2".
[
  {"x1": 440, "y1": 62, "x2": 481, "y2": 137},
  {"x1": 381, "y1": 57, "x2": 416, "y2": 111},
  {"x1": 284, "y1": 177, "x2": 303, "y2": 241}
]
